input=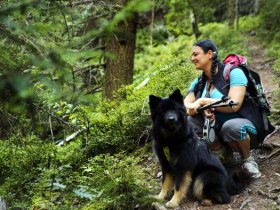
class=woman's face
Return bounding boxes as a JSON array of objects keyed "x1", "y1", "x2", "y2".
[{"x1": 191, "y1": 46, "x2": 212, "y2": 70}]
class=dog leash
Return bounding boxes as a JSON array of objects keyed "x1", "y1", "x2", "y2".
[{"x1": 197, "y1": 97, "x2": 238, "y2": 144}]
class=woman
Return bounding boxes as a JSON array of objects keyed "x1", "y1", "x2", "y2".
[{"x1": 184, "y1": 39, "x2": 261, "y2": 178}]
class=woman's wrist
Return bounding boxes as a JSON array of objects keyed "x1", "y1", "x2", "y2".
[{"x1": 196, "y1": 98, "x2": 205, "y2": 106}]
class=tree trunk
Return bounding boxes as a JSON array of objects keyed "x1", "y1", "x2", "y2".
[
  {"x1": 104, "y1": 0, "x2": 137, "y2": 99},
  {"x1": 228, "y1": 0, "x2": 235, "y2": 27},
  {"x1": 235, "y1": 0, "x2": 239, "y2": 30},
  {"x1": 254, "y1": 0, "x2": 260, "y2": 14},
  {"x1": 190, "y1": 9, "x2": 201, "y2": 39},
  {"x1": 0, "y1": 198, "x2": 7, "y2": 210}
]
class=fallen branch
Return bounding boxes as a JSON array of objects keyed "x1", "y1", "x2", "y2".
[
  {"x1": 267, "y1": 148, "x2": 280, "y2": 159},
  {"x1": 257, "y1": 189, "x2": 279, "y2": 203},
  {"x1": 66, "y1": 0, "x2": 100, "y2": 7},
  {"x1": 57, "y1": 128, "x2": 85, "y2": 146},
  {"x1": 239, "y1": 198, "x2": 251, "y2": 210},
  {"x1": 262, "y1": 142, "x2": 280, "y2": 149},
  {"x1": 264, "y1": 125, "x2": 280, "y2": 142},
  {"x1": 270, "y1": 187, "x2": 280, "y2": 193}
]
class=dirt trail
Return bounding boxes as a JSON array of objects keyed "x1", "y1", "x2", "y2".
[
  {"x1": 152, "y1": 37, "x2": 280, "y2": 210},
  {"x1": 246, "y1": 38, "x2": 279, "y2": 106}
]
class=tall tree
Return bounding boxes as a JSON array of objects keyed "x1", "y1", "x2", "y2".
[
  {"x1": 189, "y1": 9, "x2": 201, "y2": 39},
  {"x1": 254, "y1": 0, "x2": 260, "y2": 14},
  {"x1": 229, "y1": 0, "x2": 235, "y2": 27},
  {"x1": 104, "y1": 0, "x2": 138, "y2": 99},
  {"x1": 235, "y1": 0, "x2": 239, "y2": 29}
]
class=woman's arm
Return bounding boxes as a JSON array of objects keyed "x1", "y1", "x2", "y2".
[
  {"x1": 189, "y1": 85, "x2": 246, "y2": 114},
  {"x1": 184, "y1": 92, "x2": 196, "y2": 108}
]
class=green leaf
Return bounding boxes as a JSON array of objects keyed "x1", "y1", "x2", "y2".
[{"x1": 73, "y1": 187, "x2": 103, "y2": 200}]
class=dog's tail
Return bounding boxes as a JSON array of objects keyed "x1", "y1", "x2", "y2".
[{"x1": 226, "y1": 168, "x2": 253, "y2": 195}]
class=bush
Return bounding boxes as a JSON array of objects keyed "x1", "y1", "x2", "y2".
[
  {"x1": 31, "y1": 151, "x2": 153, "y2": 210},
  {"x1": 238, "y1": 15, "x2": 261, "y2": 33},
  {"x1": 259, "y1": 0, "x2": 280, "y2": 34},
  {"x1": 199, "y1": 22, "x2": 248, "y2": 59},
  {"x1": 134, "y1": 34, "x2": 197, "y2": 84},
  {"x1": 0, "y1": 135, "x2": 56, "y2": 208}
]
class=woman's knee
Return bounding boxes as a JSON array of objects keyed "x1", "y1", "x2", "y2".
[
  {"x1": 221, "y1": 119, "x2": 256, "y2": 142},
  {"x1": 221, "y1": 120, "x2": 241, "y2": 142}
]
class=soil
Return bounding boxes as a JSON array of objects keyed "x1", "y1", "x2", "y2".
[{"x1": 150, "y1": 37, "x2": 280, "y2": 210}]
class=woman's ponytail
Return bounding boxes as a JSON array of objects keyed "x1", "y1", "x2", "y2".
[{"x1": 208, "y1": 51, "x2": 219, "y2": 91}]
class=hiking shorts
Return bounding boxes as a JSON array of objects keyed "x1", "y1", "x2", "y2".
[{"x1": 187, "y1": 114, "x2": 258, "y2": 148}]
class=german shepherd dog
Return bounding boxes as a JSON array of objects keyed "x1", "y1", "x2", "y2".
[{"x1": 149, "y1": 89, "x2": 251, "y2": 208}]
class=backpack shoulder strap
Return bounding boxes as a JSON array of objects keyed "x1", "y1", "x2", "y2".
[
  {"x1": 223, "y1": 64, "x2": 250, "y2": 82},
  {"x1": 223, "y1": 64, "x2": 233, "y2": 81}
]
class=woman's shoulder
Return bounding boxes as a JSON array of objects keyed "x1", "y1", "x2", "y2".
[
  {"x1": 188, "y1": 77, "x2": 199, "y2": 91},
  {"x1": 229, "y1": 67, "x2": 248, "y2": 85},
  {"x1": 230, "y1": 67, "x2": 245, "y2": 75}
]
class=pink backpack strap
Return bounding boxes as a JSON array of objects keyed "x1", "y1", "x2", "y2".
[{"x1": 223, "y1": 64, "x2": 233, "y2": 81}]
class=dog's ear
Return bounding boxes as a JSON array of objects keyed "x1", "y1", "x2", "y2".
[
  {"x1": 169, "y1": 89, "x2": 183, "y2": 102},
  {"x1": 149, "y1": 95, "x2": 162, "y2": 109}
]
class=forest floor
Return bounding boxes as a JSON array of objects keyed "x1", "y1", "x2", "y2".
[{"x1": 149, "y1": 36, "x2": 280, "y2": 210}]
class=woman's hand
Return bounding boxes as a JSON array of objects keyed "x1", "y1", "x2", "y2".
[
  {"x1": 186, "y1": 100, "x2": 202, "y2": 116},
  {"x1": 203, "y1": 108, "x2": 215, "y2": 119}
]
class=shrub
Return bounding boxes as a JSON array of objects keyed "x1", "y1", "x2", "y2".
[
  {"x1": 199, "y1": 22, "x2": 249, "y2": 59},
  {"x1": 238, "y1": 15, "x2": 261, "y2": 33},
  {"x1": 0, "y1": 135, "x2": 56, "y2": 207},
  {"x1": 32, "y1": 151, "x2": 153, "y2": 210}
]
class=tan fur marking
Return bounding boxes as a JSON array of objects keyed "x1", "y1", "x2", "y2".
[
  {"x1": 155, "y1": 173, "x2": 174, "y2": 200},
  {"x1": 166, "y1": 171, "x2": 192, "y2": 207},
  {"x1": 193, "y1": 177, "x2": 204, "y2": 200}
]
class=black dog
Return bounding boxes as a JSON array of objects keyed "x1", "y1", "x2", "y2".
[{"x1": 149, "y1": 89, "x2": 251, "y2": 208}]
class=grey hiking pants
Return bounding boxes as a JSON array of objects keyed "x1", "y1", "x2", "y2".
[{"x1": 187, "y1": 114, "x2": 258, "y2": 149}]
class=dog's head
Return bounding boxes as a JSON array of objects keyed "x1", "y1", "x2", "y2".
[{"x1": 149, "y1": 89, "x2": 186, "y2": 133}]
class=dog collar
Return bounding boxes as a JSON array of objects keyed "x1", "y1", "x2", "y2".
[{"x1": 163, "y1": 147, "x2": 171, "y2": 161}]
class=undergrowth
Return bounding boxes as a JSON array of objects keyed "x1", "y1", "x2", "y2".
[{"x1": 1, "y1": 16, "x2": 280, "y2": 210}]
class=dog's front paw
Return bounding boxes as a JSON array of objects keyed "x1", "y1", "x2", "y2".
[
  {"x1": 154, "y1": 193, "x2": 165, "y2": 201},
  {"x1": 201, "y1": 199, "x2": 213, "y2": 206},
  {"x1": 166, "y1": 200, "x2": 179, "y2": 208}
]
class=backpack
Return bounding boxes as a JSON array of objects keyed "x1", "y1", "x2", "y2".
[{"x1": 222, "y1": 54, "x2": 271, "y2": 131}]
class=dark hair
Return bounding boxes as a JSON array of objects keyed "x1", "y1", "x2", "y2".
[
  {"x1": 194, "y1": 39, "x2": 219, "y2": 97},
  {"x1": 194, "y1": 39, "x2": 218, "y2": 54}
]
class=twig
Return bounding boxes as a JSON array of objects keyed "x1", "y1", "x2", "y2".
[
  {"x1": 57, "y1": 128, "x2": 85, "y2": 146},
  {"x1": 66, "y1": 0, "x2": 100, "y2": 7},
  {"x1": 267, "y1": 148, "x2": 280, "y2": 159},
  {"x1": 32, "y1": 103, "x2": 79, "y2": 129},
  {"x1": 270, "y1": 187, "x2": 280, "y2": 193},
  {"x1": 135, "y1": 78, "x2": 150, "y2": 89},
  {"x1": 262, "y1": 142, "x2": 280, "y2": 149},
  {"x1": 239, "y1": 198, "x2": 251, "y2": 210},
  {"x1": 264, "y1": 125, "x2": 280, "y2": 142},
  {"x1": 73, "y1": 63, "x2": 105, "y2": 72},
  {"x1": 0, "y1": 25, "x2": 44, "y2": 56},
  {"x1": 48, "y1": 105, "x2": 55, "y2": 143},
  {"x1": 0, "y1": 109, "x2": 24, "y2": 143},
  {"x1": 257, "y1": 189, "x2": 279, "y2": 203}
]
